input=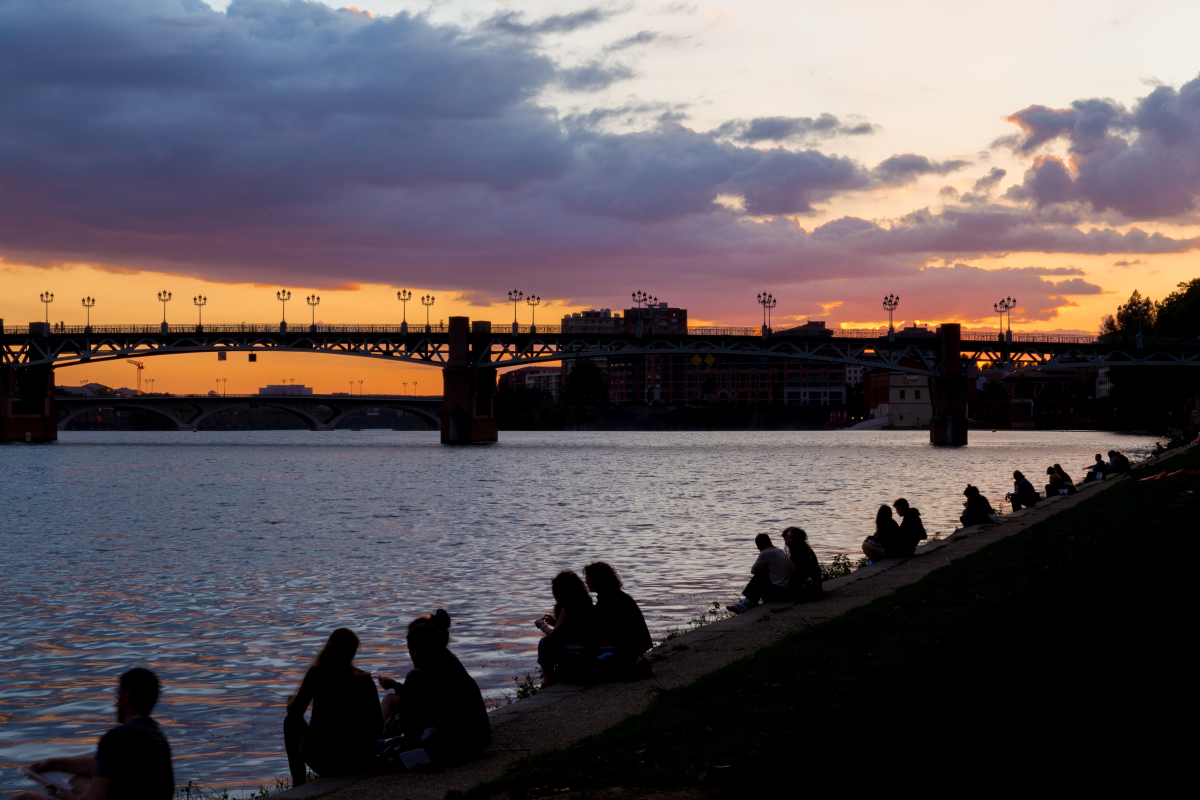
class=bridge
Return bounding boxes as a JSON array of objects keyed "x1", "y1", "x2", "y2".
[
  {"x1": 4, "y1": 317, "x2": 1198, "y2": 446},
  {"x1": 54, "y1": 394, "x2": 442, "y2": 432}
]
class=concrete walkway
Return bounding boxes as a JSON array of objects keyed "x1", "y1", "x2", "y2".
[{"x1": 280, "y1": 455, "x2": 1172, "y2": 799}]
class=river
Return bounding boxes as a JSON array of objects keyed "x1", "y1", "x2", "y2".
[{"x1": 0, "y1": 429, "x2": 1157, "y2": 794}]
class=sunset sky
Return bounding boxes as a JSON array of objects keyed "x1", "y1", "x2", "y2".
[{"x1": 3, "y1": 0, "x2": 1199, "y2": 394}]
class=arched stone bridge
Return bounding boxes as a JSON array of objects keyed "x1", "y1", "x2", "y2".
[{"x1": 54, "y1": 394, "x2": 442, "y2": 432}]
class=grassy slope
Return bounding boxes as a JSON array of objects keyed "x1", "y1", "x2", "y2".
[{"x1": 474, "y1": 452, "x2": 1197, "y2": 796}]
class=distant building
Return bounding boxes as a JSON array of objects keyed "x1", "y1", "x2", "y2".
[
  {"x1": 259, "y1": 384, "x2": 313, "y2": 396},
  {"x1": 57, "y1": 382, "x2": 110, "y2": 397},
  {"x1": 1095, "y1": 366, "x2": 1111, "y2": 399},
  {"x1": 845, "y1": 365, "x2": 865, "y2": 386},
  {"x1": 778, "y1": 320, "x2": 833, "y2": 338},
  {"x1": 864, "y1": 370, "x2": 932, "y2": 427},
  {"x1": 499, "y1": 366, "x2": 564, "y2": 400},
  {"x1": 561, "y1": 308, "x2": 622, "y2": 332}
]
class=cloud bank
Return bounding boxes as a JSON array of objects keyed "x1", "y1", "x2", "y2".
[{"x1": 0, "y1": 0, "x2": 1194, "y2": 324}]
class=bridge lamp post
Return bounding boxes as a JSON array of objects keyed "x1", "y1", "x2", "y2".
[
  {"x1": 307, "y1": 294, "x2": 320, "y2": 333},
  {"x1": 193, "y1": 295, "x2": 207, "y2": 333},
  {"x1": 421, "y1": 294, "x2": 435, "y2": 334},
  {"x1": 158, "y1": 291, "x2": 172, "y2": 335},
  {"x1": 632, "y1": 290, "x2": 649, "y2": 308},
  {"x1": 882, "y1": 294, "x2": 899, "y2": 342},
  {"x1": 527, "y1": 295, "x2": 541, "y2": 334},
  {"x1": 81, "y1": 296, "x2": 95, "y2": 334},
  {"x1": 397, "y1": 289, "x2": 411, "y2": 334},
  {"x1": 508, "y1": 290, "x2": 523, "y2": 335},
  {"x1": 277, "y1": 289, "x2": 291, "y2": 334},
  {"x1": 993, "y1": 297, "x2": 1016, "y2": 344},
  {"x1": 40, "y1": 292, "x2": 54, "y2": 328},
  {"x1": 757, "y1": 292, "x2": 776, "y2": 336}
]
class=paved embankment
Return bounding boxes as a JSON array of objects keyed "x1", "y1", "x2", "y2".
[{"x1": 280, "y1": 448, "x2": 1188, "y2": 799}]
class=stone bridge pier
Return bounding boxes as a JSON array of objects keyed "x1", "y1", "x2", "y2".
[
  {"x1": 1, "y1": 365, "x2": 57, "y2": 443},
  {"x1": 441, "y1": 317, "x2": 497, "y2": 444},
  {"x1": 930, "y1": 323, "x2": 968, "y2": 446}
]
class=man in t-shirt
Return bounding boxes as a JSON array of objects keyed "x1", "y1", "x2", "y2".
[
  {"x1": 17, "y1": 668, "x2": 174, "y2": 800},
  {"x1": 727, "y1": 533, "x2": 796, "y2": 613}
]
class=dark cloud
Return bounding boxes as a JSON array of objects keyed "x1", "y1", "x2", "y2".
[
  {"x1": 715, "y1": 114, "x2": 875, "y2": 143},
  {"x1": 0, "y1": 0, "x2": 1195, "y2": 325},
  {"x1": 605, "y1": 30, "x2": 677, "y2": 51},
  {"x1": 873, "y1": 154, "x2": 971, "y2": 185},
  {"x1": 1112, "y1": 258, "x2": 1146, "y2": 268},
  {"x1": 559, "y1": 60, "x2": 635, "y2": 92},
  {"x1": 1003, "y1": 76, "x2": 1200, "y2": 220},
  {"x1": 483, "y1": 8, "x2": 616, "y2": 37}
]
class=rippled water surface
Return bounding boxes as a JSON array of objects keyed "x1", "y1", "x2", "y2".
[{"x1": 0, "y1": 429, "x2": 1157, "y2": 793}]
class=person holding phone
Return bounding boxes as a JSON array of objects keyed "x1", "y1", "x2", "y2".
[{"x1": 16, "y1": 668, "x2": 174, "y2": 800}]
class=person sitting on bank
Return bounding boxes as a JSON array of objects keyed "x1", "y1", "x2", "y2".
[
  {"x1": 893, "y1": 498, "x2": 927, "y2": 556},
  {"x1": 782, "y1": 527, "x2": 823, "y2": 601},
  {"x1": 861, "y1": 505, "x2": 904, "y2": 564},
  {"x1": 377, "y1": 611, "x2": 491, "y2": 766},
  {"x1": 1083, "y1": 454, "x2": 1106, "y2": 482},
  {"x1": 1045, "y1": 466, "x2": 1067, "y2": 496},
  {"x1": 727, "y1": 533, "x2": 796, "y2": 613},
  {"x1": 584, "y1": 562, "x2": 653, "y2": 665},
  {"x1": 1107, "y1": 450, "x2": 1132, "y2": 473},
  {"x1": 534, "y1": 570, "x2": 598, "y2": 684},
  {"x1": 17, "y1": 668, "x2": 174, "y2": 800},
  {"x1": 284, "y1": 628, "x2": 382, "y2": 787},
  {"x1": 1052, "y1": 464, "x2": 1077, "y2": 493},
  {"x1": 960, "y1": 484, "x2": 997, "y2": 527},
  {"x1": 1009, "y1": 470, "x2": 1040, "y2": 511}
]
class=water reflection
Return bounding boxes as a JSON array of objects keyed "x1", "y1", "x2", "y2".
[{"x1": 1, "y1": 429, "x2": 1156, "y2": 793}]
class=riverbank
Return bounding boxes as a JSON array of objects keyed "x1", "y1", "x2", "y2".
[{"x1": 294, "y1": 447, "x2": 1193, "y2": 799}]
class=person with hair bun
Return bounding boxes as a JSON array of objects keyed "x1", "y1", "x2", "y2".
[
  {"x1": 960, "y1": 484, "x2": 997, "y2": 527},
  {"x1": 376, "y1": 610, "x2": 490, "y2": 765},
  {"x1": 782, "y1": 527, "x2": 823, "y2": 602},
  {"x1": 284, "y1": 628, "x2": 382, "y2": 787}
]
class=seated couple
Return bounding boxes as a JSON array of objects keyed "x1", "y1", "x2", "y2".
[
  {"x1": 534, "y1": 562, "x2": 654, "y2": 686},
  {"x1": 1045, "y1": 464, "x2": 1078, "y2": 497},
  {"x1": 285, "y1": 618, "x2": 490, "y2": 786},
  {"x1": 727, "y1": 527, "x2": 827, "y2": 614},
  {"x1": 861, "y1": 499, "x2": 927, "y2": 565},
  {"x1": 16, "y1": 668, "x2": 174, "y2": 800}
]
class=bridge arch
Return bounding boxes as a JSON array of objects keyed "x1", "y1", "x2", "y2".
[
  {"x1": 191, "y1": 402, "x2": 323, "y2": 431},
  {"x1": 58, "y1": 403, "x2": 188, "y2": 431},
  {"x1": 326, "y1": 404, "x2": 440, "y2": 430}
]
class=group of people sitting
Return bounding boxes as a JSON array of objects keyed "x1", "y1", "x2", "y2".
[
  {"x1": 1085, "y1": 450, "x2": 1131, "y2": 481},
  {"x1": 725, "y1": 526, "x2": 831, "y2": 613}
]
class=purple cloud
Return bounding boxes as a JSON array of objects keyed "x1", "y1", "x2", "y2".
[{"x1": 1004, "y1": 76, "x2": 1200, "y2": 220}]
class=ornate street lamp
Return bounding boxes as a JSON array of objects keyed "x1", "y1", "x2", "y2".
[
  {"x1": 81, "y1": 296, "x2": 95, "y2": 334},
  {"x1": 158, "y1": 290, "x2": 172, "y2": 335},
  {"x1": 193, "y1": 295, "x2": 207, "y2": 333},
  {"x1": 421, "y1": 294, "x2": 435, "y2": 333},
  {"x1": 307, "y1": 294, "x2": 320, "y2": 333},
  {"x1": 882, "y1": 294, "x2": 899, "y2": 341},
  {"x1": 527, "y1": 294, "x2": 541, "y2": 334},
  {"x1": 397, "y1": 289, "x2": 411, "y2": 334},
  {"x1": 509, "y1": 290, "x2": 523, "y2": 335},
  {"x1": 277, "y1": 289, "x2": 291, "y2": 333},
  {"x1": 632, "y1": 290, "x2": 650, "y2": 308},
  {"x1": 757, "y1": 292, "x2": 776, "y2": 333},
  {"x1": 40, "y1": 292, "x2": 54, "y2": 327},
  {"x1": 993, "y1": 296, "x2": 1016, "y2": 344}
]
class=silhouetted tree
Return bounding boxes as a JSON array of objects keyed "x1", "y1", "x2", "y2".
[{"x1": 563, "y1": 359, "x2": 608, "y2": 408}]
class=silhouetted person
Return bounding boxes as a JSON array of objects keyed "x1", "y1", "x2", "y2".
[
  {"x1": 893, "y1": 498, "x2": 927, "y2": 556},
  {"x1": 960, "y1": 484, "x2": 997, "y2": 527},
  {"x1": 862, "y1": 504, "x2": 903, "y2": 563},
  {"x1": 584, "y1": 562, "x2": 653, "y2": 658},
  {"x1": 1084, "y1": 454, "x2": 1106, "y2": 482},
  {"x1": 728, "y1": 533, "x2": 796, "y2": 613},
  {"x1": 377, "y1": 611, "x2": 490, "y2": 766},
  {"x1": 782, "y1": 527, "x2": 823, "y2": 602},
  {"x1": 535, "y1": 570, "x2": 597, "y2": 684},
  {"x1": 1009, "y1": 470, "x2": 1040, "y2": 511},
  {"x1": 1107, "y1": 450, "x2": 1131, "y2": 473},
  {"x1": 1046, "y1": 466, "x2": 1066, "y2": 496},
  {"x1": 1053, "y1": 464, "x2": 1077, "y2": 493},
  {"x1": 284, "y1": 628, "x2": 382, "y2": 787},
  {"x1": 17, "y1": 668, "x2": 174, "y2": 800}
]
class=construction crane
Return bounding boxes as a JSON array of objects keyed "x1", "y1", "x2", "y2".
[{"x1": 126, "y1": 359, "x2": 145, "y2": 395}]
